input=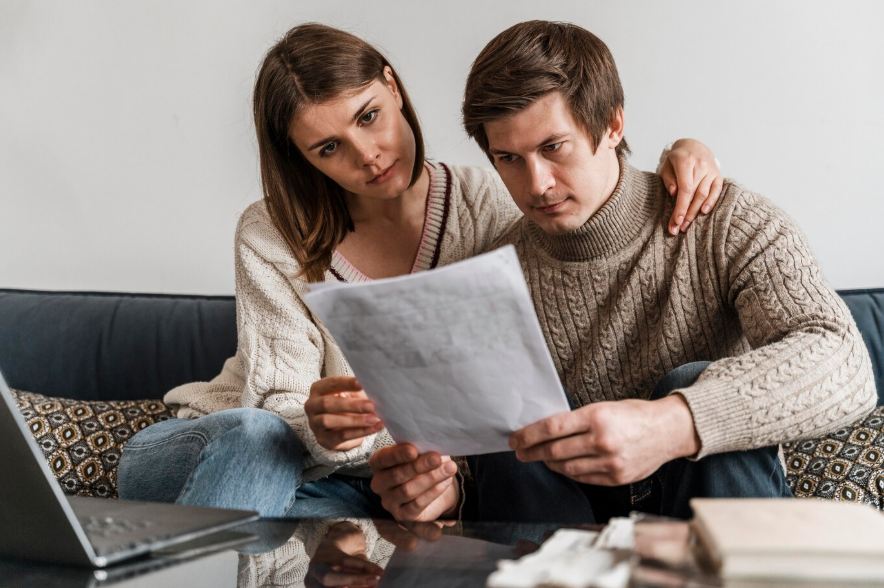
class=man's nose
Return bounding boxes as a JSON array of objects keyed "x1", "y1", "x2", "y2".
[{"x1": 526, "y1": 158, "x2": 555, "y2": 198}]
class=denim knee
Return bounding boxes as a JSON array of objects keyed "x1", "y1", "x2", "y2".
[
  {"x1": 228, "y1": 408, "x2": 302, "y2": 452},
  {"x1": 651, "y1": 361, "x2": 712, "y2": 400},
  {"x1": 695, "y1": 445, "x2": 791, "y2": 498},
  {"x1": 118, "y1": 408, "x2": 305, "y2": 508}
]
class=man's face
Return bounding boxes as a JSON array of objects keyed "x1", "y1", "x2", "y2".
[{"x1": 484, "y1": 92, "x2": 622, "y2": 235}]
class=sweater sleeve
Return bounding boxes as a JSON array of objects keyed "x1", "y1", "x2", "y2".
[
  {"x1": 674, "y1": 185, "x2": 876, "y2": 458},
  {"x1": 231, "y1": 204, "x2": 379, "y2": 469}
]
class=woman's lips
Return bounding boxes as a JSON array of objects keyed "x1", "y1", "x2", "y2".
[{"x1": 368, "y1": 162, "x2": 397, "y2": 184}]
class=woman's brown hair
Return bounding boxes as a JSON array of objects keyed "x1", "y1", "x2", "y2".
[{"x1": 253, "y1": 23, "x2": 425, "y2": 282}]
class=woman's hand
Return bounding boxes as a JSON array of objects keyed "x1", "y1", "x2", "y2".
[
  {"x1": 660, "y1": 138, "x2": 723, "y2": 235},
  {"x1": 305, "y1": 376, "x2": 384, "y2": 451}
]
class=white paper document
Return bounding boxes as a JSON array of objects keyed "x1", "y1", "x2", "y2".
[{"x1": 302, "y1": 245, "x2": 570, "y2": 456}]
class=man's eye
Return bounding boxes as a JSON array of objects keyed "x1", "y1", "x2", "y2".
[
  {"x1": 361, "y1": 110, "x2": 378, "y2": 124},
  {"x1": 320, "y1": 142, "x2": 338, "y2": 156},
  {"x1": 498, "y1": 154, "x2": 517, "y2": 164},
  {"x1": 543, "y1": 142, "x2": 563, "y2": 152}
]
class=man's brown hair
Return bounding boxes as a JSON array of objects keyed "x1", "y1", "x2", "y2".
[
  {"x1": 254, "y1": 23, "x2": 425, "y2": 282},
  {"x1": 462, "y1": 20, "x2": 629, "y2": 161}
]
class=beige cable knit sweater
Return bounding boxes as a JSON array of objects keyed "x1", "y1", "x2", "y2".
[
  {"x1": 163, "y1": 163, "x2": 522, "y2": 482},
  {"x1": 495, "y1": 157, "x2": 876, "y2": 458}
]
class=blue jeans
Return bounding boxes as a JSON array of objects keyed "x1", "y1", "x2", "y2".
[
  {"x1": 118, "y1": 407, "x2": 386, "y2": 518},
  {"x1": 467, "y1": 362, "x2": 792, "y2": 524}
]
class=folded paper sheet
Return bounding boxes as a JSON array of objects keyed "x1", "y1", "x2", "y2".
[{"x1": 303, "y1": 246, "x2": 571, "y2": 456}]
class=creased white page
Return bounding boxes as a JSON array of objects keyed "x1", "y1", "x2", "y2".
[{"x1": 302, "y1": 245, "x2": 570, "y2": 456}]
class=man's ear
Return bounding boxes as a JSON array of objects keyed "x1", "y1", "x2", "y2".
[
  {"x1": 382, "y1": 65, "x2": 404, "y2": 110},
  {"x1": 605, "y1": 106, "x2": 625, "y2": 149}
]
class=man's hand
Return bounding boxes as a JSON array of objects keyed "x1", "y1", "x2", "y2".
[
  {"x1": 305, "y1": 376, "x2": 384, "y2": 451},
  {"x1": 660, "y1": 138, "x2": 723, "y2": 235},
  {"x1": 369, "y1": 444, "x2": 460, "y2": 522},
  {"x1": 305, "y1": 521, "x2": 384, "y2": 588},
  {"x1": 509, "y1": 395, "x2": 700, "y2": 486},
  {"x1": 373, "y1": 518, "x2": 453, "y2": 551}
]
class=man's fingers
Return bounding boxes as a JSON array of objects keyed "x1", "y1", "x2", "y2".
[
  {"x1": 515, "y1": 433, "x2": 597, "y2": 463},
  {"x1": 373, "y1": 519, "x2": 420, "y2": 551},
  {"x1": 371, "y1": 452, "x2": 448, "y2": 494},
  {"x1": 543, "y1": 456, "x2": 609, "y2": 479},
  {"x1": 311, "y1": 376, "x2": 363, "y2": 396},
  {"x1": 393, "y1": 476, "x2": 455, "y2": 521},
  {"x1": 369, "y1": 444, "x2": 420, "y2": 472},
  {"x1": 391, "y1": 464, "x2": 456, "y2": 506},
  {"x1": 511, "y1": 411, "x2": 589, "y2": 451},
  {"x1": 401, "y1": 520, "x2": 445, "y2": 542},
  {"x1": 702, "y1": 176, "x2": 723, "y2": 214}
]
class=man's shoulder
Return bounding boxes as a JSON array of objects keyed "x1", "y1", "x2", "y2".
[
  {"x1": 703, "y1": 179, "x2": 792, "y2": 230},
  {"x1": 489, "y1": 216, "x2": 529, "y2": 250}
]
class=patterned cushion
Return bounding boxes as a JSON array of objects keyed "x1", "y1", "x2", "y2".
[
  {"x1": 10, "y1": 389, "x2": 172, "y2": 499},
  {"x1": 784, "y1": 406, "x2": 884, "y2": 510}
]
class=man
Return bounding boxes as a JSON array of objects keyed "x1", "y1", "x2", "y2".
[{"x1": 369, "y1": 20, "x2": 876, "y2": 524}]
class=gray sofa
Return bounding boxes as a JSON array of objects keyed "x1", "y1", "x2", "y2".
[{"x1": 1, "y1": 288, "x2": 882, "y2": 505}]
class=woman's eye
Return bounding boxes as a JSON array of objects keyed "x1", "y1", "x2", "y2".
[
  {"x1": 320, "y1": 142, "x2": 338, "y2": 156},
  {"x1": 361, "y1": 110, "x2": 378, "y2": 124}
]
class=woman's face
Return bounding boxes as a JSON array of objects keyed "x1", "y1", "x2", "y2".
[{"x1": 289, "y1": 66, "x2": 417, "y2": 200}]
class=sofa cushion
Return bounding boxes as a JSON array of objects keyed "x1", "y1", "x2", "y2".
[
  {"x1": 11, "y1": 388, "x2": 173, "y2": 499},
  {"x1": 783, "y1": 406, "x2": 884, "y2": 510},
  {"x1": 0, "y1": 290, "x2": 236, "y2": 401},
  {"x1": 838, "y1": 288, "x2": 884, "y2": 405}
]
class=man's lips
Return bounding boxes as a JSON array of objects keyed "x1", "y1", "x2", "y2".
[
  {"x1": 368, "y1": 162, "x2": 396, "y2": 184},
  {"x1": 533, "y1": 199, "x2": 568, "y2": 213}
]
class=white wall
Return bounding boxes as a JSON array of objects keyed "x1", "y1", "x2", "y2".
[{"x1": 2, "y1": 0, "x2": 882, "y2": 294}]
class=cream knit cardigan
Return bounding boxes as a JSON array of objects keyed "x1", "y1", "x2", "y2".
[{"x1": 163, "y1": 163, "x2": 521, "y2": 482}]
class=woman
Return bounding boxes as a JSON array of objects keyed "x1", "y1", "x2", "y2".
[{"x1": 118, "y1": 23, "x2": 723, "y2": 518}]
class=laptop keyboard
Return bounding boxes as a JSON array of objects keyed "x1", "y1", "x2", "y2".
[{"x1": 83, "y1": 516, "x2": 155, "y2": 538}]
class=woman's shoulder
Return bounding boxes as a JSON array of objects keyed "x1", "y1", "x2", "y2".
[
  {"x1": 234, "y1": 199, "x2": 304, "y2": 272},
  {"x1": 237, "y1": 199, "x2": 274, "y2": 236},
  {"x1": 435, "y1": 162, "x2": 515, "y2": 214},
  {"x1": 441, "y1": 162, "x2": 505, "y2": 198}
]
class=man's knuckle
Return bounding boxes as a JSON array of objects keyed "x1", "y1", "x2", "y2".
[
  {"x1": 547, "y1": 443, "x2": 566, "y2": 461},
  {"x1": 561, "y1": 460, "x2": 580, "y2": 477},
  {"x1": 595, "y1": 434, "x2": 615, "y2": 454}
]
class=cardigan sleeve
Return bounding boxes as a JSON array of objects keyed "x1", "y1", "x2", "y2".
[{"x1": 231, "y1": 203, "x2": 382, "y2": 469}]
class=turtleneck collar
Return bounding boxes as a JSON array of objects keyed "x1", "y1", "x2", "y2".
[{"x1": 526, "y1": 155, "x2": 662, "y2": 262}]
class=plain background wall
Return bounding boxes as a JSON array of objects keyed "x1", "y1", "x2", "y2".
[{"x1": 2, "y1": 1, "x2": 882, "y2": 294}]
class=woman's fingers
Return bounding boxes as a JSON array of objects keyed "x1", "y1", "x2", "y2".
[
  {"x1": 310, "y1": 376, "x2": 363, "y2": 396},
  {"x1": 320, "y1": 424, "x2": 384, "y2": 446},
  {"x1": 682, "y1": 172, "x2": 714, "y2": 228},
  {"x1": 702, "y1": 176, "x2": 723, "y2": 214}
]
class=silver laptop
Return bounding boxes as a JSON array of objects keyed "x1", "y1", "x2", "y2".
[{"x1": 0, "y1": 368, "x2": 260, "y2": 567}]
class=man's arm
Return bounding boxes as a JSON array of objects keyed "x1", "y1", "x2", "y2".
[{"x1": 675, "y1": 184, "x2": 876, "y2": 457}]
